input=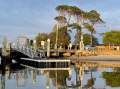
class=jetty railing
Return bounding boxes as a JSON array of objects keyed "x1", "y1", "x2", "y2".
[{"x1": 11, "y1": 44, "x2": 45, "y2": 58}]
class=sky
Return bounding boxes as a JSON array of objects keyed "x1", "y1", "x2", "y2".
[{"x1": 0, "y1": 0, "x2": 120, "y2": 42}]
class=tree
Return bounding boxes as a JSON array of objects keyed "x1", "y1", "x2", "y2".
[
  {"x1": 84, "y1": 10, "x2": 104, "y2": 46},
  {"x1": 56, "y1": 5, "x2": 86, "y2": 50},
  {"x1": 84, "y1": 23, "x2": 96, "y2": 46},
  {"x1": 87, "y1": 10, "x2": 104, "y2": 25},
  {"x1": 55, "y1": 5, "x2": 103, "y2": 48},
  {"x1": 69, "y1": 23, "x2": 82, "y2": 45},
  {"x1": 2, "y1": 36, "x2": 8, "y2": 49},
  {"x1": 35, "y1": 33, "x2": 48, "y2": 48},
  {"x1": 56, "y1": 5, "x2": 76, "y2": 24},
  {"x1": 56, "y1": 5, "x2": 70, "y2": 16},
  {"x1": 103, "y1": 30, "x2": 120, "y2": 44},
  {"x1": 54, "y1": 16, "x2": 67, "y2": 27},
  {"x1": 74, "y1": 33, "x2": 98, "y2": 46},
  {"x1": 49, "y1": 25, "x2": 70, "y2": 49},
  {"x1": 83, "y1": 34, "x2": 98, "y2": 46}
]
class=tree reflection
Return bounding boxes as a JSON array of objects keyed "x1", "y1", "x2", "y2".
[
  {"x1": 76, "y1": 62, "x2": 97, "y2": 89},
  {"x1": 86, "y1": 69, "x2": 95, "y2": 88},
  {"x1": 0, "y1": 62, "x2": 25, "y2": 89},
  {"x1": 66, "y1": 64, "x2": 85, "y2": 89},
  {"x1": 103, "y1": 68, "x2": 120, "y2": 87},
  {"x1": 48, "y1": 70, "x2": 69, "y2": 88}
]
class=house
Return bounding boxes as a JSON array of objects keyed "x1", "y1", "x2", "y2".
[{"x1": 96, "y1": 44, "x2": 120, "y2": 51}]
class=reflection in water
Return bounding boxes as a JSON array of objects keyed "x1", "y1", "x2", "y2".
[
  {"x1": 103, "y1": 67, "x2": 120, "y2": 87},
  {"x1": 73, "y1": 62, "x2": 96, "y2": 89},
  {"x1": 0, "y1": 72, "x2": 5, "y2": 89},
  {"x1": 0, "y1": 60, "x2": 120, "y2": 89},
  {"x1": 46, "y1": 69, "x2": 69, "y2": 89},
  {"x1": 16, "y1": 69, "x2": 27, "y2": 87},
  {"x1": 0, "y1": 63, "x2": 25, "y2": 89},
  {"x1": 73, "y1": 61, "x2": 120, "y2": 89},
  {"x1": 67, "y1": 64, "x2": 84, "y2": 89}
]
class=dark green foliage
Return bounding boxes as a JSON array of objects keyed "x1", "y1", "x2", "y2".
[
  {"x1": 103, "y1": 30, "x2": 120, "y2": 44},
  {"x1": 84, "y1": 23, "x2": 95, "y2": 34},
  {"x1": 35, "y1": 33, "x2": 48, "y2": 48},
  {"x1": 74, "y1": 30, "x2": 81, "y2": 45},
  {"x1": 69, "y1": 23, "x2": 82, "y2": 45},
  {"x1": 49, "y1": 26, "x2": 71, "y2": 48},
  {"x1": 87, "y1": 78, "x2": 95, "y2": 87},
  {"x1": 87, "y1": 10, "x2": 104, "y2": 25},
  {"x1": 68, "y1": 23, "x2": 81, "y2": 31},
  {"x1": 75, "y1": 33, "x2": 98, "y2": 46},
  {"x1": 102, "y1": 72, "x2": 120, "y2": 87},
  {"x1": 83, "y1": 34, "x2": 98, "y2": 46},
  {"x1": 54, "y1": 16, "x2": 67, "y2": 24}
]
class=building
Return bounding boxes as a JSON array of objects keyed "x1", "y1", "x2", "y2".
[
  {"x1": 16, "y1": 36, "x2": 29, "y2": 47},
  {"x1": 95, "y1": 44, "x2": 120, "y2": 55},
  {"x1": 96, "y1": 44, "x2": 120, "y2": 51}
]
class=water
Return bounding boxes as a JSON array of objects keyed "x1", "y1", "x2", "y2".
[{"x1": 0, "y1": 60, "x2": 120, "y2": 89}]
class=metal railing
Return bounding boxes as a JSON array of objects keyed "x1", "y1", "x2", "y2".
[{"x1": 11, "y1": 44, "x2": 45, "y2": 59}]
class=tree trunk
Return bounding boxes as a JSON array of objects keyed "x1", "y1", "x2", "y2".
[
  {"x1": 90, "y1": 32, "x2": 93, "y2": 47},
  {"x1": 67, "y1": 15, "x2": 71, "y2": 25}
]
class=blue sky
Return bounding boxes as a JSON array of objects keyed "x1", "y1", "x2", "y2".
[{"x1": 0, "y1": 0, "x2": 120, "y2": 42}]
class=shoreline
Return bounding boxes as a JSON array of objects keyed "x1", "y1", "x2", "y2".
[{"x1": 68, "y1": 55, "x2": 120, "y2": 61}]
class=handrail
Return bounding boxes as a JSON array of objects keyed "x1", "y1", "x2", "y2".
[{"x1": 11, "y1": 44, "x2": 45, "y2": 59}]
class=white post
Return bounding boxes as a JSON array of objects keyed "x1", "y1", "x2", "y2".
[
  {"x1": 41, "y1": 41, "x2": 45, "y2": 49},
  {"x1": 33, "y1": 40, "x2": 36, "y2": 49},
  {"x1": 47, "y1": 39, "x2": 50, "y2": 57},
  {"x1": 80, "y1": 34, "x2": 84, "y2": 51}
]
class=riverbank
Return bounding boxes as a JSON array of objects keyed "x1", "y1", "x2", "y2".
[{"x1": 69, "y1": 55, "x2": 120, "y2": 61}]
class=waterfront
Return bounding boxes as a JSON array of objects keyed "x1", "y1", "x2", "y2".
[
  {"x1": 0, "y1": 0, "x2": 120, "y2": 89},
  {"x1": 0, "y1": 58, "x2": 120, "y2": 89}
]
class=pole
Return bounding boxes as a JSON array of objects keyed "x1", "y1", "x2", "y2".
[
  {"x1": 79, "y1": 13, "x2": 84, "y2": 52},
  {"x1": 55, "y1": 24, "x2": 59, "y2": 49},
  {"x1": 33, "y1": 40, "x2": 36, "y2": 49},
  {"x1": 47, "y1": 39, "x2": 50, "y2": 57},
  {"x1": 79, "y1": 25, "x2": 84, "y2": 52}
]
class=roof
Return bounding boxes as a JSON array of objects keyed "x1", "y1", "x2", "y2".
[{"x1": 97, "y1": 44, "x2": 120, "y2": 46}]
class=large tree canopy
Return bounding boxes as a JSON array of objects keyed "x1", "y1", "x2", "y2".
[
  {"x1": 55, "y1": 5, "x2": 103, "y2": 47},
  {"x1": 103, "y1": 30, "x2": 120, "y2": 44}
]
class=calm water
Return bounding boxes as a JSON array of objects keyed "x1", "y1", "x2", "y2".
[{"x1": 0, "y1": 60, "x2": 120, "y2": 89}]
